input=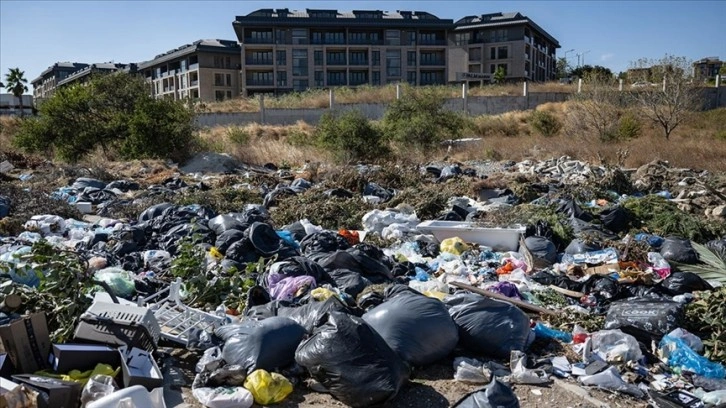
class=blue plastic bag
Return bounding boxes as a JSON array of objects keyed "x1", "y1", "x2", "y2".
[
  {"x1": 659, "y1": 335, "x2": 726, "y2": 379},
  {"x1": 276, "y1": 230, "x2": 299, "y2": 249},
  {"x1": 534, "y1": 322, "x2": 573, "y2": 343}
]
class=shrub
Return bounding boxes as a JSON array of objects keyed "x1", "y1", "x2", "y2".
[
  {"x1": 226, "y1": 126, "x2": 250, "y2": 145},
  {"x1": 315, "y1": 109, "x2": 386, "y2": 162},
  {"x1": 382, "y1": 88, "x2": 466, "y2": 150},
  {"x1": 14, "y1": 72, "x2": 196, "y2": 163},
  {"x1": 716, "y1": 129, "x2": 726, "y2": 141},
  {"x1": 472, "y1": 115, "x2": 522, "y2": 137},
  {"x1": 529, "y1": 110, "x2": 562, "y2": 137},
  {"x1": 616, "y1": 112, "x2": 642, "y2": 140}
]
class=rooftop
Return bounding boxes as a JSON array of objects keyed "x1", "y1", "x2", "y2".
[
  {"x1": 240, "y1": 8, "x2": 444, "y2": 20},
  {"x1": 138, "y1": 39, "x2": 240, "y2": 69},
  {"x1": 32, "y1": 62, "x2": 90, "y2": 84},
  {"x1": 454, "y1": 11, "x2": 560, "y2": 48}
]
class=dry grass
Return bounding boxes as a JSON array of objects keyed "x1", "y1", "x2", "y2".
[
  {"x1": 197, "y1": 82, "x2": 575, "y2": 113},
  {"x1": 197, "y1": 120, "x2": 329, "y2": 167},
  {"x1": 0, "y1": 116, "x2": 22, "y2": 151}
]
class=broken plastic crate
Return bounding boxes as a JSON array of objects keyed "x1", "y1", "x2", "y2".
[
  {"x1": 74, "y1": 301, "x2": 161, "y2": 353},
  {"x1": 416, "y1": 221, "x2": 526, "y2": 252},
  {"x1": 145, "y1": 278, "x2": 226, "y2": 346}
]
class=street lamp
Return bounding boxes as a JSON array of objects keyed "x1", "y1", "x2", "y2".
[
  {"x1": 563, "y1": 49, "x2": 575, "y2": 75},
  {"x1": 576, "y1": 50, "x2": 591, "y2": 67}
]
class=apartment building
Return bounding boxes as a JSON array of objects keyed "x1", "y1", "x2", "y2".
[
  {"x1": 452, "y1": 12, "x2": 560, "y2": 84},
  {"x1": 232, "y1": 9, "x2": 560, "y2": 95},
  {"x1": 233, "y1": 9, "x2": 453, "y2": 96},
  {"x1": 137, "y1": 39, "x2": 242, "y2": 101},
  {"x1": 31, "y1": 62, "x2": 89, "y2": 101},
  {"x1": 693, "y1": 57, "x2": 722, "y2": 82},
  {"x1": 57, "y1": 63, "x2": 136, "y2": 88}
]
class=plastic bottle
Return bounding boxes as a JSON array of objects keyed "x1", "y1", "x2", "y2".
[
  {"x1": 572, "y1": 325, "x2": 589, "y2": 344},
  {"x1": 647, "y1": 252, "x2": 671, "y2": 279}
]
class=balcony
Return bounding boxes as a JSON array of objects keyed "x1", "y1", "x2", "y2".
[
  {"x1": 348, "y1": 39, "x2": 383, "y2": 45},
  {"x1": 245, "y1": 58, "x2": 273, "y2": 65},
  {"x1": 188, "y1": 63, "x2": 199, "y2": 70},
  {"x1": 190, "y1": 80, "x2": 199, "y2": 86},
  {"x1": 420, "y1": 59, "x2": 445, "y2": 66},
  {"x1": 327, "y1": 80, "x2": 347, "y2": 86},
  {"x1": 246, "y1": 80, "x2": 274, "y2": 87},
  {"x1": 349, "y1": 59, "x2": 369, "y2": 66},
  {"x1": 326, "y1": 59, "x2": 347, "y2": 66},
  {"x1": 419, "y1": 39, "x2": 447, "y2": 46},
  {"x1": 244, "y1": 37, "x2": 273, "y2": 44}
]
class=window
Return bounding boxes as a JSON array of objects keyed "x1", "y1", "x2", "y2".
[
  {"x1": 469, "y1": 48, "x2": 481, "y2": 62},
  {"x1": 407, "y1": 51, "x2": 417, "y2": 66},
  {"x1": 226, "y1": 90, "x2": 232, "y2": 99},
  {"x1": 180, "y1": 75, "x2": 187, "y2": 89},
  {"x1": 350, "y1": 32, "x2": 365, "y2": 44},
  {"x1": 385, "y1": 30, "x2": 400, "y2": 46},
  {"x1": 293, "y1": 79, "x2": 308, "y2": 91},
  {"x1": 498, "y1": 46, "x2": 508, "y2": 59},
  {"x1": 372, "y1": 71, "x2": 380, "y2": 85},
  {"x1": 407, "y1": 71, "x2": 416, "y2": 85},
  {"x1": 248, "y1": 71, "x2": 273, "y2": 85},
  {"x1": 497, "y1": 63, "x2": 508, "y2": 75},
  {"x1": 324, "y1": 32, "x2": 345, "y2": 44},
  {"x1": 386, "y1": 50, "x2": 401, "y2": 77},
  {"x1": 327, "y1": 51, "x2": 346, "y2": 65},
  {"x1": 215, "y1": 90, "x2": 225, "y2": 101},
  {"x1": 349, "y1": 71, "x2": 368, "y2": 85},
  {"x1": 490, "y1": 29, "x2": 507, "y2": 42},
  {"x1": 314, "y1": 50, "x2": 323, "y2": 65},
  {"x1": 312, "y1": 32, "x2": 323, "y2": 44},
  {"x1": 292, "y1": 29, "x2": 308, "y2": 45},
  {"x1": 226, "y1": 57, "x2": 231, "y2": 69},
  {"x1": 350, "y1": 51, "x2": 368, "y2": 65},
  {"x1": 276, "y1": 50, "x2": 286, "y2": 65},
  {"x1": 249, "y1": 30, "x2": 272, "y2": 43},
  {"x1": 314, "y1": 71, "x2": 324, "y2": 87},
  {"x1": 490, "y1": 64, "x2": 496, "y2": 74},
  {"x1": 248, "y1": 51, "x2": 272, "y2": 64},
  {"x1": 420, "y1": 32, "x2": 437, "y2": 45},
  {"x1": 181, "y1": 60, "x2": 187, "y2": 71},
  {"x1": 214, "y1": 56, "x2": 224, "y2": 68},
  {"x1": 275, "y1": 28, "x2": 288, "y2": 44},
  {"x1": 490, "y1": 47, "x2": 496, "y2": 60},
  {"x1": 214, "y1": 73, "x2": 224, "y2": 86},
  {"x1": 372, "y1": 51, "x2": 380, "y2": 66},
  {"x1": 327, "y1": 71, "x2": 346, "y2": 86},
  {"x1": 292, "y1": 49, "x2": 308, "y2": 76},
  {"x1": 420, "y1": 71, "x2": 444, "y2": 85},
  {"x1": 407, "y1": 31, "x2": 416, "y2": 46},
  {"x1": 276, "y1": 71, "x2": 287, "y2": 87},
  {"x1": 455, "y1": 32, "x2": 471, "y2": 46},
  {"x1": 370, "y1": 32, "x2": 380, "y2": 44},
  {"x1": 224, "y1": 74, "x2": 230, "y2": 86}
]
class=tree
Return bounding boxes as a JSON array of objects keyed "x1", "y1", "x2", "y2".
[
  {"x1": 556, "y1": 57, "x2": 570, "y2": 79},
  {"x1": 565, "y1": 76, "x2": 621, "y2": 141},
  {"x1": 570, "y1": 65, "x2": 614, "y2": 82},
  {"x1": 493, "y1": 66, "x2": 506, "y2": 84},
  {"x1": 14, "y1": 72, "x2": 196, "y2": 162},
  {"x1": 630, "y1": 55, "x2": 702, "y2": 139},
  {"x1": 4, "y1": 68, "x2": 28, "y2": 117}
]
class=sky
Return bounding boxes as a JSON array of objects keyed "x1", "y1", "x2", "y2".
[{"x1": 1, "y1": 0, "x2": 725, "y2": 94}]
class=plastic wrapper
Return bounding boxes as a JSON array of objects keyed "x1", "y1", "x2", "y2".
[
  {"x1": 192, "y1": 387, "x2": 253, "y2": 408},
  {"x1": 659, "y1": 335, "x2": 726, "y2": 379},
  {"x1": 81, "y1": 374, "x2": 117, "y2": 408},
  {"x1": 453, "y1": 357, "x2": 491, "y2": 384},
  {"x1": 243, "y1": 369, "x2": 293, "y2": 405}
]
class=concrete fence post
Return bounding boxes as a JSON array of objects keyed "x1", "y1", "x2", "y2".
[
  {"x1": 577, "y1": 78, "x2": 583, "y2": 93},
  {"x1": 662, "y1": 77, "x2": 667, "y2": 92},
  {"x1": 716, "y1": 74, "x2": 721, "y2": 88},
  {"x1": 619, "y1": 79, "x2": 623, "y2": 92},
  {"x1": 396, "y1": 84, "x2": 402, "y2": 100},
  {"x1": 329, "y1": 88, "x2": 335, "y2": 109},
  {"x1": 462, "y1": 82, "x2": 468, "y2": 114},
  {"x1": 523, "y1": 81, "x2": 528, "y2": 97},
  {"x1": 259, "y1": 94, "x2": 265, "y2": 124}
]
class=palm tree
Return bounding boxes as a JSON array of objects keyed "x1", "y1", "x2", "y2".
[{"x1": 5, "y1": 68, "x2": 28, "y2": 117}]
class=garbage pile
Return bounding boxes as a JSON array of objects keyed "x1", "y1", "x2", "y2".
[{"x1": 0, "y1": 155, "x2": 725, "y2": 408}]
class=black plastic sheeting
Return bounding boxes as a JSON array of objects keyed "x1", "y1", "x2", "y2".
[
  {"x1": 524, "y1": 236, "x2": 557, "y2": 267},
  {"x1": 216, "y1": 316, "x2": 306, "y2": 374},
  {"x1": 660, "y1": 237, "x2": 699, "y2": 264},
  {"x1": 362, "y1": 285, "x2": 459, "y2": 366},
  {"x1": 299, "y1": 231, "x2": 351, "y2": 255},
  {"x1": 659, "y1": 271, "x2": 714, "y2": 296},
  {"x1": 604, "y1": 298, "x2": 685, "y2": 342},
  {"x1": 0, "y1": 195, "x2": 10, "y2": 219},
  {"x1": 706, "y1": 238, "x2": 726, "y2": 263},
  {"x1": 445, "y1": 293, "x2": 532, "y2": 359},
  {"x1": 452, "y1": 379, "x2": 520, "y2": 408},
  {"x1": 295, "y1": 311, "x2": 410, "y2": 408}
]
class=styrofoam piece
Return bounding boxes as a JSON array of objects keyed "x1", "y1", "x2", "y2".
[
  {"x1": 76, "y1": 202, "x2": 93, "y2": 214},
  {"x1": 86, "y1": 385, "x2": 166, "y2": 408},
  {"x1": 416, "y1": 220, "x2": 525, "y2": 252}
]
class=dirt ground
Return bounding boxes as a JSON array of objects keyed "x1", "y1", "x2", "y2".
[{"x1": 167, "y1": 348, "x2": 646, "y2": 408}]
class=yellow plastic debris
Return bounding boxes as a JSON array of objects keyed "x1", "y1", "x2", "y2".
[
  {"x1": 311, "y1": 287, "x2": 336, "y2": 301},
  {"x1": 423, "y1": 290, "x2": 448, "y2": 301},
  {"x1": 440, "y1": 237, "x2": 471, "y2": 255},
  {"x1": 243, "y1": 369, "x2": 293, "y2": 405},
  {"x1": 35, "y1": 363, "x2": 119, "y2": 386},
  {"x1": 209, "y1": 247, "x2": 223, "y2": 260}
]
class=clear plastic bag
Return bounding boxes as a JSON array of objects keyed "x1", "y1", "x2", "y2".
[
  {"x1": 81, "y1": 374, "x2": 117, "y2": 408},
  {"x1": 453, "y1": 357, "x2": 491, "y2": 384}
]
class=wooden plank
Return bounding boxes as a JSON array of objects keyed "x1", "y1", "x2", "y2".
[{"x1": 449, "y1": 281, "x2": 557, "y2": 315}]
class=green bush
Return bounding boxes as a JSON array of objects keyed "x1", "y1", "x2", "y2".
[
  {"x1": 315, "y1": 109, "x2": 386, "y2": 162},
  {"x1": 14, "y1": 72, "x2": 196, "y2": 163},
  {"x1": 715, "y1": 129, "x2": 726, "y2": 141},
  {"x1": 382, "y1": 88, "x2": 466, "y2": 150},
  {"x1": 616, "y1": 112, "x2": 642, "y2": 140},
  {"x1": 226, "y1": 126, "x2": 250, "y2": 145},
  {"x1": 529, "y1": 110, "x2": 562, "y2": 137}
]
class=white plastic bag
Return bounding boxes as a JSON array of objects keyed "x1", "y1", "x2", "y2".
[
  {"x1": 579, "y1": 366, "x2": 644, "y2": 398},
  {"x1": 453, "y1": 357, "x2": 491, "y2": 384},
  {"x1": 591, "y1": 329, "x2": 642, "y2": 363},
  {"x1": 508, "y1": 350, "x2": 550, "y2": 384},
  {"x1": 192, "y1": 386, "x2": 253, "y2": 408}
]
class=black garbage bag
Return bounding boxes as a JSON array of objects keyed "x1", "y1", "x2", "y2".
[
  {"x1": 452, "y1": 379, "x2": 520, "y2": 408},
  {"x1": 438, "y1": 165, "x2": 462, "y2": 181},
  {"x1": 390, "y1": 262, "x2": 417, "y2": 278},
  {"x1": 581, "y1": 275, "x2": 621, "y2": 301},
  {"x1": 300, "y1": 231, "x2": 351, "y2": 255},
  {"x1": 282, "y1": 221, "x2": 308, "y2": 242},
  {"x1": 324, "y1": 188, "x2": 354, "y2": 199},
  {"x1": 530, "y1": 271, "x2": 584, "y2": 292},
  {"x1": 659, "y1": 271, "x2": 713, "y2": 296},
  {"x1": 660, "y1": 237, "x2": 699, "y2": 264},
  {"x1": 328, "y1": 269, "x2": 371, "y2": 298},
  {"x1": 77, "y1": 188, "x2": 117, "y2": 205},
  {"x1": 215, "y1": 229, "x2": 246, "y2": 254},
  {"x1": 225, "y1": 238, "x2": 261, "y2": 264},
  {"x1": 570, "y1": 218, "x2": 618, "y2": 241},
  {"x1": 417, "y1": 240, "x2": 440, "y2": 258},
  {"x1": 599, "y1": 206, "x2": 630, "y2": 233},
  {"x1": 355, "y1": 243, "x2": 394, "y2": 269},
  {"x1": 290, "y1": 177, "x2": 312, "y2": 193},
  {"x1": 208, "y1": 214, "x2": 247, "y2": 236},
  {"x1": 247, "y1": 222, "x2": 292, "y2": 257},
  {"x1": 279, "y1": 296, "x2": 358, "y2": 334},
  {"x1": 159, "y1": 222, "x2": 214, "y2": 255},
  {"x1": 706, "y1": 238, "x2": 726, "y2": 263},
  {"x1": 313, "y1": 249, "x2": 394, "y2": 283},
  {"x1": 363, "y1": 182, "x2": 395, "y2": 203},
  {"x1": 0, "y1": 195, "x2": 9, "y2": 219},
  {"x1": 138, "y1": 202, "x2": 174, "y2": 222},
  {"x1": 217, "y1": 316, "x2": 306, "y2": 374},
  {"x1": 565, "y1": 239, "x2": 602, "y2": 255},
  {"x1": 71, "y1": 177, "x2": 106, "y2": 190},
  {"x1": 525, "y1": 220, "x2": 554, "y2": 240},
  {"x1": 604, "y1": 298, "x2": 685, "y2": 342},
  {"x1": 262, "y1": 186, "x2": 296, "y2": 208},
  {"x1": 438, "y1": 211, "x2": 464, "y2": 221},
  {"x1": 274, "y1": 256, "x2": 329, "y2": 283},
  {"x1": 362, "y1": 285, "x2": 458, "y2": 366},
  {"x1": 105, "y1": 180, "x2": 140, "y2": 192},
  {"x1": 444, "y1": 293, "x2": 532, "y2": 359},
  {"x1": 557, "y1": 199, "x2": 593, "y2": 222},
  {"x1": 295, "y1": 311, "x2": 410, "y2": 408},
  {"x1": 524, "y1": 236, "x2": 557, "y2": 267},
  {"x1": 619, "y1": 284, "x2": 666, "y2": 300}
]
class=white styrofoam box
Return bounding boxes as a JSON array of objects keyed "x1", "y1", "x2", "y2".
[
  {"x1": 75, "y1": 202, "x2": 93, "y2": 214},
  {"x1": 416, "y1": 220, "x2": 525, "y2": 252}
]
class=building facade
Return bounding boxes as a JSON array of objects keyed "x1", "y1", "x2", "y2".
[
  {"x1": 693, "y1": 57, "x2": 722, "y2": 82},
  {"x1": 233, "y1": 9, "x2": 560, "y2": 96},
  {"x1": 138, "y1": 39, "x2": 242, "y2": 101},
  {"x1": 233, "y1": 9, "x2": 453, "y2": 96},
  {"x1": 31, "y1": 62, "x2": 89, "y2": 101},
  {"x1": 56, "y1": 63, "x2": 136, "y2": 88},
  {"x1": 0, "y1": 94, "x2": 33, "y2": 116}
]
